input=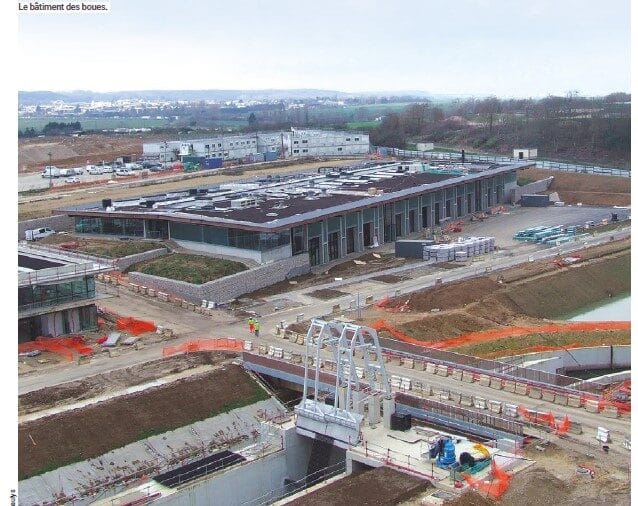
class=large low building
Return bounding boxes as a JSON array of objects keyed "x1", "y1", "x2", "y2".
[
  {"x1": 60, "y1": 160, "x2": 532, "y2": 265},
  {"x1": 143, "y1": 129, "x2": 370, "y2": 162},
  {"x1": 18, "y1": 246, "x2": 113, "y2": 341}
]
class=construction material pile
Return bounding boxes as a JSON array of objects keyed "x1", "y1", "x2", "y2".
[
  {"x1": 424, "y1": 236, "x2": 495, "y2": 262},
  {"x1": 513, "y1": 225, "x2": 587, "y2": 246}
]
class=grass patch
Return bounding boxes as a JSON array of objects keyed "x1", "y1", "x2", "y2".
[
  {"x1": 210, "y1": 386, "x2": 270, "y2": 417},
  {"x1": 517, "y1": 177, "x2": 537, "y2": 186},
  {"x1": 346, "y1": 121, "x2": 379, "y2": 130},
  {"x1": 77, "y1": 241, "x2": 166, "y2": 258},
  {"x1": 451, "y1": 330, "x2": 630, "y2": 358},
  {"x1": 128, "y1": 253, "x2": 247, "y2": 284}
]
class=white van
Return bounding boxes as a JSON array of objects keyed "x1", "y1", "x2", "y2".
[
  {"x1": 115, "y1": 168, "x2": 134, "y2": 176},
  {"x1": 25, "y1": 227, "x2": 55, "y2": 241}
]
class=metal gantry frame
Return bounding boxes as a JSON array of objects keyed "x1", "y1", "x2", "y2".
[{"x1": 299, "y1": 318, "x2": 390, "y2": 426}]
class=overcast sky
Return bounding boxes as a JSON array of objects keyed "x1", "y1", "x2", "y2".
[{"x1": 17, "y1": 0, "x2": 631, "y2": 97}]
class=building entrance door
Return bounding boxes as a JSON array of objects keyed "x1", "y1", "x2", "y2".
[
  {"x1": 346, "y1": 227, "x2": 356, "y2": 254},
  {"x1": 328, "y1": 231, "x2": 340, "y2": 261},
  {"x1": 308, "y1": 237, "x2": 321, "y2": 266},
  {"x1": 363, "y1": 222, "x2": 372, "y2": 247}
]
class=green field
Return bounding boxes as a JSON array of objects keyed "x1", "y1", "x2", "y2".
[
  {"x1": 18, "y1": 116, "x2": 247, "y2": 133},
  {"x1": 345, "y1": 120, "x2": 380, "y2": 130},
  {"x1": 127, "y1": 253, "x2": 247, "y2": 284}
]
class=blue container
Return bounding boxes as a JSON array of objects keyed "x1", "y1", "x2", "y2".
[
  {"x1": 264, "y1": 151, "x2": 279, "y2": 162},
  {"x1": 202, "y1": 158, "x2": 223, "y2": 169}
]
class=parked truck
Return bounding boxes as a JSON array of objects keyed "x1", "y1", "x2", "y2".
[
  {"x1": 25, "y1": 227, "x2": 55, "y2": 241},
  {"x1": 41, "y1": 165, "x2": 61, "y2": 178}
]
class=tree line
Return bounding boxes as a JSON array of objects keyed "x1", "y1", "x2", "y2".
[{"x1": 18, "y1": 121, "x2": 82, "y2": 138}]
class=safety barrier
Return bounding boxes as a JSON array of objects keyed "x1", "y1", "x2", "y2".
[
  {"x1": 464, "y1": 460, "x2": 512, "y2": 500},
  {"x1": 163, "y1": 338, "x2": 245, "y2": 357},
  {"x1": 18, "y1": 335, "x2": 93, "y2": 361},
  {"x1": 372, "y1": 319, "x2": 630, "y2": 350},
  {"x1": 116, "y1": 317, "x2": 157, "y2": 336}
]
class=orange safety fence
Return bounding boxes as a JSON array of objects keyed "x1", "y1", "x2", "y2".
[
  {"x1": 518, "y1": 404, "x2": 572, "y2": 434},
  {"x1": 464, "y1": 460, "x2": 512, "y2": 500},
  {"x1": 116, "y1": 317, "x2": 157, "y2": 335},
  {"x1": 163, "y1": 338, "x2": 245, "y2": 357},
  {"x1": 18, "y1": 335, "x2": 93, "y2": 361},
  {"x1": 371, "y1": 319, "x2": 630, "y2": 350}
]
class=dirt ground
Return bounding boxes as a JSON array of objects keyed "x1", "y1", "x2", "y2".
[
  {"x1": 518, "y1": 168, "x2": 631, "y2": 207},
  {"x1": 287, "y1": 466, "x2": 429, "y2": 506},
  {"x1": 18, "y1": 353, "x2": 228, "y2": 416},
  {"x1": 18, "y1": 157, "x2": 360, "y2": 220},
  {"x1": 247, "y1": 252, "x2": 417, "y2": 299},
  {"x1": 18, "y1": 134, "x2": 152, "y2": 173},
  {"x1": 286, "y1": 239, "x2": 630, "y2": 355},
  {"x1": 18, "y1": 363, "x2": 266, "y2": 479}
]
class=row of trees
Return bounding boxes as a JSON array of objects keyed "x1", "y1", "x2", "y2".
[
  {"x1": 19, "y1": 121, "x2": 82, "y2": 138},
  {"x1": 369, "y1": 93, "x2": 630, "y2": 166}
]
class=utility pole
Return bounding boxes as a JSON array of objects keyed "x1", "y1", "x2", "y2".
[{"x1": 48, "y1": 151, "x2": 53, "y2": 188}]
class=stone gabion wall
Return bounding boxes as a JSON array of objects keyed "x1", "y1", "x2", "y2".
[{"x1": 128, "y1": 253, "x2": 311, "y2": 304}]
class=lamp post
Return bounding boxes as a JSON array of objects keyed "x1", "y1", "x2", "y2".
[{"x1": 48, "y1": 151, "x2": 53, "y2": 188}]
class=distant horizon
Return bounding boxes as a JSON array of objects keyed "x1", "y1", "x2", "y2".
[{"x1": 18, "y1": 87, "x2": 631, "y2": 100}]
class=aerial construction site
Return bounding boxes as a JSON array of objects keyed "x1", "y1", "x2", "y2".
[{"x1": 17, "y1": 138, "x2": 631, "y2": 506}]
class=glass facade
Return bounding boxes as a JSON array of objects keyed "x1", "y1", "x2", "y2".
[
  {"x1": 19, "y1": 276, "x2": 96, "y2": 311},
  {"x1": 75, "y1": 217, "x2": 143, "y2": 237}
]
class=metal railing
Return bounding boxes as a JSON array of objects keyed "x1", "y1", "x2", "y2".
[{"x1": 374, "y1": 146, "x2": 631, "y2": 177}]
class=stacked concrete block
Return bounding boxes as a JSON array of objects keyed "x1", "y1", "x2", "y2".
[
  {"x1": 473, "y1": 397, "x2": 487, "y2": 410},
  {"x1": 450, "y1": 392, "x2": 461, "y2": 404},
  {"x1": 415, "y1": 360, "x2": 426, "y2": 371},
  {"x1": 479, "y1": 374, "x2": 491, "y2": 386},
  {"x1": 515, "y1": 383, "x2": 528, "y2": 396},
  {"x1": 435, "y1": 365, "x2": 449, "y2": 377},
  {"x1": 489, "y1": 378, "x2": 503, "y2": 390},
  {"x1": 139, "y1": 286, "x2": 147, "y2": 295},
  {"x1": 567, "y1": 395, "x2": 582, "y2": 408},
  {"x1": 488, "y1": 400, "x2": 502, "y2": 414},
  {"x1": 528, "y1": 387, "x2": 542, "y2": 400},
  {"x1": 403, "y1": 358, "x2": 414, "y2": 369},
  {"x1": 553, "y1": 394, "x2": 568, "y2": 406},
  {"x1": 390, "y1": 375, "x2": 402, "y2": 389},
  {"x1": 400, "y1": 378, "x2": 412, "y2": 391},
  {"x1": 584, "y1": 399, "x2": 600, "y2": 413},
  {"x1": 541, "y1": 390, "x2": 555, "y2": 402},
  {"x1": 129, "y1": 283, "x2": 138, "y2": 292},
  {"x1": 438, "y1": 390, "x2": 450, "y2": 401},
  {"x1": 258, "y1": 345, "x2": 267, "y2": 355},
  {"x1": 504, "y1": 404, "x2": 518, "y2": 418},
  {"x1": 451, "y1": 369, "x2": 463, "y2": 381},
  {"x1": 568, "y1": 421, "x2": 583, "y2": 435},
  {"x1": 148, "y1": 289, "x2": 156, "y2": 297},
  {"x1": 503, "y1": 380, "x2": 516, "y2": 393},
  {"x1": 365, "y1": 295, "x2": 374, "y2": 304},
  {"x1": 460, "y1": 395, "x2": 473, "y2": 407},
  {"x1": 425, "y1": 362, "x2": 437, "y2": 374},
  {"x1": 461, "y1": 371, "x2": 475, "y2": 383}
]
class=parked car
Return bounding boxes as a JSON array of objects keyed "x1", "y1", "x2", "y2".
[
  {"x1": 25, "y1": 227, "x2": 55, "y2": 241},
  {"x1": 115, "y1": 168, "x2": 134, "y2": 176},
  {"x1": 65, "y1": 176, "x2": 81, "y2": 183}
]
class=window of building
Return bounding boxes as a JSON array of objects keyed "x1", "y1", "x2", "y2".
[
  {"x1": 355, "y1": 137, "x2": 359, "y2": 141},
  {"x1": 302, "y1": 139, "x2": 308, "y2": 143},
  {"x1": 346, "y1": 138, "x2": 351, "y2": 141},
  {"x1": 218, "y1": 143, "x2": 222, "y2": 147},
  {"x1": 338, "y1": 147, "x2": 343, "y2": 151},
  {"x1": 293, "y1": 149, "x2": 299, "y2": 153},
  {"x1": 302, "y1": 149, "x2": 308, "y2": 153},
  {"x1": 293, "y1": 140, "x2": 299, "y2": 144}
]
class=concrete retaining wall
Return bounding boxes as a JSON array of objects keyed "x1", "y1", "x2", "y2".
[
  {"x1": 510, "y1": 176, "x2": 554, "y2": 203},
  {"x1": 18, "y1": 214, "x2": 76, "y2": 240},
  {"x1": 128, "y1": 253, "x2": 310, "y2": 304},
  {"x1": 503, "y1": 346, "x2": 631, "y2": 375},
  {"x1": 116, "y1": 248, "x2": 170, "y2": 271}
]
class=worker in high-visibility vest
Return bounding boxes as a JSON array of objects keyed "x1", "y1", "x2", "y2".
[
  {"x1": 248, "y1": 317, "x2": 255, "y2": 334},
  {"x1": 254, "y1": 321, "x2": 260, "y2": 337}
]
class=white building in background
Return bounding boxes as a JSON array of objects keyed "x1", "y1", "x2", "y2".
[
  {"x1": 143, "y1": 129, "x2": 370, "y2": 162},
  {"x1": 512, "y1": 148, "x2": 538, "y2": 160}
]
